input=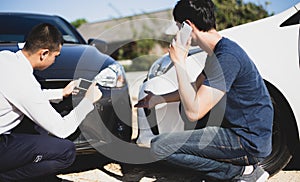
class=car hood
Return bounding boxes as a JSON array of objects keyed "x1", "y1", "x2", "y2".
[
  {"x1": 34, "y1": 44, "x2": 115, "y2": 81},
  {"x1": 0, "y1": 43, "x2": 115, "y2": 81}
]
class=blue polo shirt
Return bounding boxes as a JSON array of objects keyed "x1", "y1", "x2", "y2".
[{"x1": 203, "y1": 37, "x2": 273, "y2": 157}]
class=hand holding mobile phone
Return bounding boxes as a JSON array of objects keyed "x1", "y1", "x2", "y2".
[
  {"x1": 74, "y1": 78, "x2": 102, "y2": 103},
  {"x1": 179, "y1": 22, "x2": 192, "y2": 45},
  {"x1": 76, "y1": 78, "x2": 93, "y2": 91}
]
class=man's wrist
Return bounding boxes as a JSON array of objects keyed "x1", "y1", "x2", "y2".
[
  {"x1": 62, "y1": 89, "x2": 66, "y2": 97},
  {"x1": 154, "y1": 95, "x2": 165, "y2": 106}
]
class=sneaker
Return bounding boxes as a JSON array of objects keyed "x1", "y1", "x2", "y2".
[{"x1": 232, "y1": 166, "x2": 269, "y2": 182}]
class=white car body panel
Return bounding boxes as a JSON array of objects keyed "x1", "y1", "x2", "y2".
[
  {"x1": 137, "y1": 3, "x2": 300, "y2": 148},
  {"x1": 137, "y1": 51, "x2": 207, "y2": 147}
]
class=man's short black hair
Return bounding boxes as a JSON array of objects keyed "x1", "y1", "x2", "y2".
[
  {"x1": 173, "y1": 0, "x2": 216, "y2": 32},
  {"x1": 23, "y1": 23, "x2": 63, "y2": 54}
]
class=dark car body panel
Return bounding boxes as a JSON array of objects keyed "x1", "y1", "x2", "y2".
[{"x1": 35, "y1": 45, "x2": 114, "y2": 79}]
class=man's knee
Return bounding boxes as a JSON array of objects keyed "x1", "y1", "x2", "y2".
[
  {"x1": 60, "y1": 139, "x2": 76, "y2": 167},
  {"x1": 48, "y1": 138, "x2": 76, "y2": 169},
  {"x1": 150, "y1": 135, "x2": 171, "y2": 160}
]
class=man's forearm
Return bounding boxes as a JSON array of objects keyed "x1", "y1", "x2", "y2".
[
  {"x1": 159, "y1": 73, "x2": 205, "y2": 104},
  {"x1": 42, "y1": 89, "x2": 63, "y2": 103},
  {"x1": 174, "y1": 63, "x2": 200, "y2": 121},
  {"x1": 160, "y1": 90, "x2": 180, "y2": 103}
]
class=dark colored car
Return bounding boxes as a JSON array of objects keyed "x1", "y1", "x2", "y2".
[{"x1": 0, "y1": 13, "x2": 133, "y2": 154}]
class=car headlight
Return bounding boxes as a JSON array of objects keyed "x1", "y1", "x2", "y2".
[
  {"x1": 147, "y1": 54, "x2": 172, "y2": 80},
  {"x1": 94, "y1": 62, "x2": 126, "y2": 88},
  {"x1": 147, "y1": 48, "x2": 203, "y2": 80}
]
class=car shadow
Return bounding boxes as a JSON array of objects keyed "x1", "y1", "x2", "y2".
[{"x1": 59, "y1": 152, "x2": 219, "y2": 182}]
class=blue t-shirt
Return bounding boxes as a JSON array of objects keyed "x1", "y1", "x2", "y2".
[{"x1": 203, "y1": 37, "x2": 273, "y2": 157}]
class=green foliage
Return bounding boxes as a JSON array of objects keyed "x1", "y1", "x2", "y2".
[
  {"x1": 213, "y1": 0, "x2": 270, "y2": 30},
  {"x1": 114, "y1": 39, "x2": 161, "y2": 71},
  {"x1": 124, "y1": 55, "x2": 160, "y2": 72},
  {"x1": 136, "y1": 39, "x2": 156, "y2": 56},
  {"x1": 71, "y1": 18, "x2": 87, "y2": 28}
]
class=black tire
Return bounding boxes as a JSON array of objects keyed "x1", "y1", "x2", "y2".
[
  {"x1": 111, "y1": 120, "x2": 132, "y2": 142},
  {"x1": 259, "y1": 96, "x2": 293, "y2": 176},
  {"x1": 107, "y1": 95, "x2": 133, "y2": 143}
]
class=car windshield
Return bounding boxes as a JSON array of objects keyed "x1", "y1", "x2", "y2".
[{"x1": 0, "y1": 14, "x2": 81, "y2": 44}]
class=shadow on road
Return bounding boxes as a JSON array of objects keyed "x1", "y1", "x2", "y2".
[
  {"x1": 58, "y1": 143, "x2": 300, "y2": 182},
  {"x1": 60, "y1": 153, "x2": 220, "y2": 182}
]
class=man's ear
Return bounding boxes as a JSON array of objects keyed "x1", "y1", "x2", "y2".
[{"x1": 39, "y1": 49, "x2": 49, "y2": 61}]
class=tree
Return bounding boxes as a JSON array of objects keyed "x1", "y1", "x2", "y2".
[
  {"x1": 112, "y1": 39, "x2": 160, "y2": 72},
  {"x1": 71, "y1": 18, "x2": 87, "y2": 28},
  {"x1": 213, "y1": 0, "x2": 270, "y2": 30}
]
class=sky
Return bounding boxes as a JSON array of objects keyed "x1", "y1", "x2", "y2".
[{"x1": 0, "y1": 0, "x2": 299, "y2": 23}]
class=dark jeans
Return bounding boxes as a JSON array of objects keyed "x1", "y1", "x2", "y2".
[
  {"x1": 0, "y1": 133, "x2": 76, "y2": 181},
  {"x1": 151, "y1": 126, "x2": 262, "y2": 180}
]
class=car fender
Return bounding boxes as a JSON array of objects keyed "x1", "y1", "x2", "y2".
[
  {"x1": 219, "y1": 4, "x2": 300, "y2": 140},
  {"x1": 137, "y1": 51, "x2": 206, "y2": 147}
]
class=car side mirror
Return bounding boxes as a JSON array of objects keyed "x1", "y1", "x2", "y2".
[{"x1": 88, "y1": 38, "x2": 108, "y2": 53}]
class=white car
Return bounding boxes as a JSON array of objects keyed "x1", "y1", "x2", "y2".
[{"x1": 136, "y1": 3, "x2": 300, "y2": 176}]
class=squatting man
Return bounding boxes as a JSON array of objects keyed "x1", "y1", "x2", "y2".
[
  {"x1": 135, "y1": 0, "x2": 273, "y2": 181},
  {"x1": 0, "y1": 23, "x2": 102, "y2": 181}
]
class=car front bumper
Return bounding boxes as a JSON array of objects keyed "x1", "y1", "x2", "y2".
[{"x1": 41, "y1": 80, "x2": 133, "y2": 154}]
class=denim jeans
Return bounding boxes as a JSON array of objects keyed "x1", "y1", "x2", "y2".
[{"x1": 151, "y1": 126, "x2": 262, "y2": 180}]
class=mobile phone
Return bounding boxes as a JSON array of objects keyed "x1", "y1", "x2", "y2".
[
  {"x1": 179, "y1": 22, "x2": 192, "y2": 45},
  {"x1": 76, "y1": 78, "x2": 93, "y2": 90}
]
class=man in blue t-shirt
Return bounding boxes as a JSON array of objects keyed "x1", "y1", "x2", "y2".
[{"x1": 135, "y1": 0, "x2": 273, "y2": 181}]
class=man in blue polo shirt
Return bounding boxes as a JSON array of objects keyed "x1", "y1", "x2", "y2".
[{"x1": 135, "y1": 0, "x2": 273, "y2": 181}]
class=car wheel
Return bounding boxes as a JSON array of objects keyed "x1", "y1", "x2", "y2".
[
  {"x1": 104, "y1": 96, "x2": 133, "y2": 143},
  {"x1": 259, "y1": 96, "x2": 293, "y2": 176},
  {"x1": 113, "y1": 121, "x2": 132, "y2": 142}
]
